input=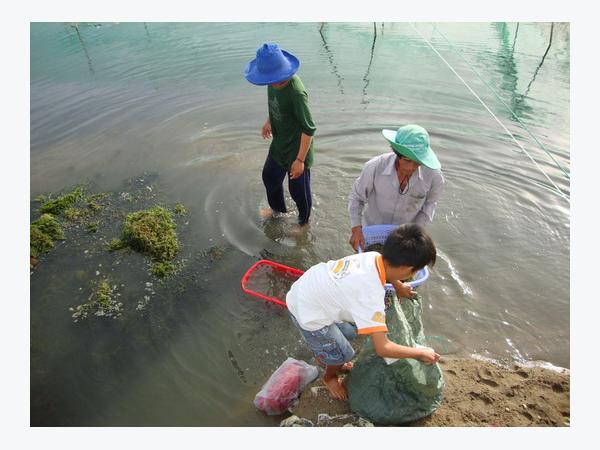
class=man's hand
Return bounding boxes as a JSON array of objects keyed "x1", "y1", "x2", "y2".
[
  {"x1": 417, "y1": 347, "x2": 440, "y2": 365},
  {"x1": 261, "y1": 120, "x2": 272, "y2": 139},
  {"x1": 289, "y1": 159, "x2": 304, "y2": 180},
  {"x1": 391, "y1": 279, "x2": 415, "y2": 299},
  {"x1": 349, "y1": 226, "x2": 365, "y2": 251}
]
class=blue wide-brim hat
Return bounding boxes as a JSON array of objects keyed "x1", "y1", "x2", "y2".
[
  {"x1": 244, "y1": 43, "x2": 300, "y2": 85},
  {"x1": 382, "y1": 124, "x2": 441, "y2": 170}
]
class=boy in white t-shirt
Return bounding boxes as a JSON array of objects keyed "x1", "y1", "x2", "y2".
[{"x1": 286, "y1": 223, "x2": 440, "y2": 400}]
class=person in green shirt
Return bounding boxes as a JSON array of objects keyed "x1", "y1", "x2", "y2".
[{"x1": 244, "y1": 43, "x2": 317, "y2": 233}]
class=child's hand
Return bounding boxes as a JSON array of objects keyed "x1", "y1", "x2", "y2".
[
  {"x1": 261, "y1": 120, "x2": 272, "y2": 139},
  {"x1": 289, "y1": 159, "x2": 305, "y2": 180},
  {"x1": 417, "y1": 347, "x2": 440, "y2": 365},
  {"x1": 391, "y1": 279, "x2": 415, "y2": 299}
]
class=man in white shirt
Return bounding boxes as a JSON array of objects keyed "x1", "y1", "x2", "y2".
[
  {"x1": 286, "y1": 224, "x2": 440, "y2": 400},
  {"x1": 348, "y1": 124, "x2": 444, "y2": 252}
]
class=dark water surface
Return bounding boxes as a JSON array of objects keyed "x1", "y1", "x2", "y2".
[{"x1": 30, "y1": 22, "x2": 570, "y2": 426}]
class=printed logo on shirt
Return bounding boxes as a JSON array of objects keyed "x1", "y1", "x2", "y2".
[
  {"x1": 371, "y1": 311, "x2": 386, "y2": 323},
  {"x1": 328, "y1": 257, "x2": 357, "y2": 280}
]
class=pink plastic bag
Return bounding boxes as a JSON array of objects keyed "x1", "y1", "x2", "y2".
[{"x1": 253, "y1": 357, "x2": 319, "y2": 415}]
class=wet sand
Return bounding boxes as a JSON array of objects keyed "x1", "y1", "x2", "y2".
[{"x1": 289, "y1": 356, "x2": 570, "y2": 427}]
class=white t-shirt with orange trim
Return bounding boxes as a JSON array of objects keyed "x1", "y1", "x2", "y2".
[{"x1": 286, "y1": 252, "x2": 388, "y2": 335}]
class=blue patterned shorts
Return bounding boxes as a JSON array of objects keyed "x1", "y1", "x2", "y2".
[{"x1": 289, "y1": 312, "x2": 357, "y2": 366}]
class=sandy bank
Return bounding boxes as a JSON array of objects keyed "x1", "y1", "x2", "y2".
[{"x1": 287, "y1": 356, "x2": 569, "y2": 427}]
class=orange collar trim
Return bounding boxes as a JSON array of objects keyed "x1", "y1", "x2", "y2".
[{"x1": 375, "y1": 254, "x2": 386, "y2": 286}]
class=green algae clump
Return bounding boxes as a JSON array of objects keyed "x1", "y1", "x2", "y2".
[
  {"x1": 70, "y1": 279, "x2": 123, "y2": 322},
  {"x1": 173, "y1": 203, "x2": 187, "y2": 216},
  {"x1": 108, "y1": 238, "x2": 127, "y2": 251},
  {"x1": 151, "y1": 261, "x2": 177, "y2": 277},
  {"x1": 30, "y1": 214, "x2": 65, "y2": 258},
  {"x1": 63, "y1": 207, "x2": 87, "y2": 222},
  {"x1": 118, "y1": 206, "x2": 180, "y2": 277},
  {"x1": 30, "y1": 227, "x2": 53, "y2": 258},
  {"x1": 86, "y1": 222, "x2": 98, "y2": 233},
  {"x1": 39, "y1": 186, "x2": 84, "y2": 215}
]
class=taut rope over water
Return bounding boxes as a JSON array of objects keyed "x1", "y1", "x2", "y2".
[{"x1": 410, "y1": 23, "x2": 570, "y2": 204}]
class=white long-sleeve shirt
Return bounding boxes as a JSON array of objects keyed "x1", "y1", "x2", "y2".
[{"x1": 348, "y1": 152, "x2": 445, "y2": 228}]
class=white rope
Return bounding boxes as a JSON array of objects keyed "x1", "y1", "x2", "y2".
[
  {"x1": 432, "y1": 24, "x2": 570, "y2": 180},
  {"x1": 410, "y1": 23, "x2": 570, "y2": 203}
]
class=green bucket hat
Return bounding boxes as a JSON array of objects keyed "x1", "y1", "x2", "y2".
[{"x1": 382, "y1": 124, "x2": 441, "y2": 170}]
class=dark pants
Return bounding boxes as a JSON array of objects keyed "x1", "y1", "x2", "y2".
[{"x1": 262, "y1": 154, "x2": 312, "y2": 225}]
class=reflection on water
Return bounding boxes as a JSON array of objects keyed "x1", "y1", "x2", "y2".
[
  {"x1": 318, "y1": 23, "x2": 345, "y2": 95},
  {"x1": 522, "y1": 23, "x2": 555, "y2": 102},
  {"x1": 361, "y1": 22, "x2": 378, "y2": 105},
  {"x1": 494, "y1": 22, "x2": 525, "y2": 117},
  {"x1": 70, "y1": 23, "x2": 95, "y2": 75},
  {"x1": 30, "y1": 22, "x2": 570, "y2": 425}
]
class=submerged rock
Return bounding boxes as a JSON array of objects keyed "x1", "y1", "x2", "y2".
[
  {"x1": 317, "y1": 413, "x2": 374, "y2": 427},
  {"x1": 279, "y1": 415, "x2": 314, "y2": 427}
]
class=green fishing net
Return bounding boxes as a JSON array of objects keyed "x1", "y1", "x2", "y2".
[{"x1": 345, "y1": 292, "x2": 444, "y2": 424}]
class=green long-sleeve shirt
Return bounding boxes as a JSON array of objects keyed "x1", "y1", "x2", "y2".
[{"x1": 267, "y1": 75, "x2": 316, "y2": 170}]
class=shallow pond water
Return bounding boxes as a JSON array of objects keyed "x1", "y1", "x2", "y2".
[{"x1": 30, "y1": 22, "x2": 570, "y2": 425}]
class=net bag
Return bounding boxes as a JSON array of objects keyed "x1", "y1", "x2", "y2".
[{"x1": 345, "y1": 293, "x2": 444, "y2": 424}]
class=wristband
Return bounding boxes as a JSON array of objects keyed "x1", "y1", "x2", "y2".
[{"x1": 296, "y1": 157, "x2": 304, "y2": 163}]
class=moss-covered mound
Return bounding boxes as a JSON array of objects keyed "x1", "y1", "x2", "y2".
[
  {"x1": 30, "y1": 214, "x2": 65, "y2": 258},
  {"x1": 112, "y1": 205, "x2": 180, "y2": 276}
]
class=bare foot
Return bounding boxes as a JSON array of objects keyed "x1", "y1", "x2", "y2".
[
  {"x1": 316, "y1": 360, "x2": 353, "y2": 373},
  {"x1": 321, "y1": 375, "x2": 348, "y2": 401},
  {"x1": 339, "y1": 361, "x2": 354, "y2": 373},
  {"x1": 259, "y1": 208, "x2": 274, "y2": 219},
  {"x1": 287, "y1": 222, "x2": 310, "y2": 236}
]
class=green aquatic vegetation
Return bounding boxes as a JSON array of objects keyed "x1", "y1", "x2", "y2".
[
  {"x1": 30, "y1": 214, "x2": 65, "y2": 258},
  {"x1": 30, "y1": 227, "x2": 54, "y2": 258},
  {"x1": 87, "y1": 192, "x2": 108, "y2": 202},
  {"x1": 87, "y1": 200, "x2": 102, "y2": 212},
  {"x1": 64, "y1": 207, "x2": 87, "y2": 221},
  {"x1": 95, "y1": 280, "x2": 116, "y2": 312},
  {"x1": 173, "y1": 203, "x2": 187, "y2": 216},
  {"x1": 151, "y1": 261, "x2": 176, "y2": 277},
  {"x1": 35, "y1": 193, "x2": 52, "y2": 204},
  {"x1": 32, "y1": 214, "x2": 64, "y2": 241},
  {"x1": 86, "y1": 192, "x2": 107, "y2": 212},
  {"x1": 39, "y1": 186, "x2": 84, "y2": 215},
  {"x1": 86, "y1": 222, "x2": 98, "y2": 233},
  {"x1": 108, "y1": 238, "x2": 127, "y2": 251},
  {"x1": 70, "y1": 278, "x2": 123, "y2": 322},
  {"x1": 109, "y1": 205, "x2": 181, "y2": 278},
  {"x1": 121, "y1": 205, "x2": 180, "y2": 263}
]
